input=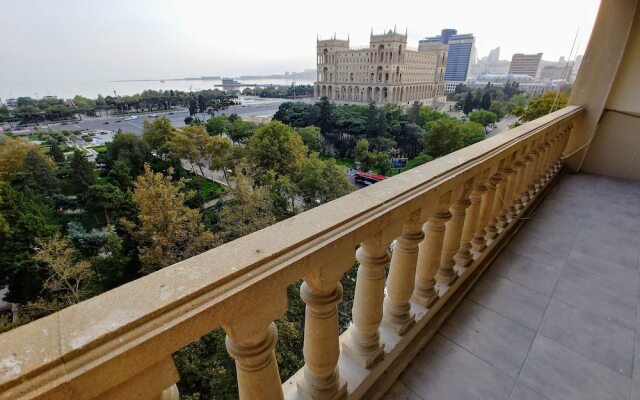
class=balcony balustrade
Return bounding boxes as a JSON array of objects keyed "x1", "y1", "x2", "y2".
[{"x1": 0, "y1": 106, "x2": 582, "y2": 400}]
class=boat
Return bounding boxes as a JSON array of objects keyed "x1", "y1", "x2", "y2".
[{"x1": 221, "y1": 78, "x2": 242, "y2": 85}]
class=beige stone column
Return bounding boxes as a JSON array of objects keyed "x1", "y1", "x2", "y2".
[
  {"x1": 383, "y1": 212, "x2": 425, "y2": 335},
  {"x1": 413, "y1": 195, "x2": 451, "y2": 308},
  {"x1": 298, "y1": 274, "x2": 347, "y2": 400},
  {"x1": 454, "y1": 183, "x2": 485, "y2": 269},
  {"x1": 436, "y1": 188, "x2": 472, "y2": 287},
  {"x1": 539, "y1": 135, "x2": 554, "y2": 184},
  {"x1": 509, "y1": 158, "x2": 526, "y2": 216},
  {"x1": 226, "y1": 322, "x2": 284, "y2": 400},
  {"x1": 343, "y1": 235, "x2": 389, "y2": 368},
  {"x1": 486, "y1": 171, "x2": 505, "y2": 239},
  {"x1": 154, "y1": 385, "x2": 179, "y2": 400},
  {"x1": 497, "y1": 164, "x2": 516, "y2": 229},
  {"x1": 518, "y1": 150, "x2": 537, "y2": 207},
  {"x1": 472, "y1": 172, "x2": 500, "y2": 251}
]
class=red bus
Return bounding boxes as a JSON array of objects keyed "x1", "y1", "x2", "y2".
[{"x1": 354, "y1": 171, "x2": 386, "y2": 185}]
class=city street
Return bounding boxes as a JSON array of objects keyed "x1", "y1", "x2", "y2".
[{"x1": 9, "y1": 98, "x2": 312, "y2": 135}]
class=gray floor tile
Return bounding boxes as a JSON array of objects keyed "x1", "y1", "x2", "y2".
[
  {"x1": 510, "y1": 382, "x2": 550, "y2": 400},
  {"x1": 553, "y1": 267, "x2": 637, "y2": 330},
  {"x1": 507, "y1": 233, "x2": 570, "y2": 269},
  {"x1": 399, "y1": 334, "x2": 515, "y2": 400},
  {"x1": 468, "y1": 272, "x2": 550, "y2": 330},
  {"x1": 539, "y1": 299, "x2": 635, "y2": 376},
  {"x1": 573, "y1": 230, "x2": 640, "y2": 269},
  {"x1": 440, "y1": 299, "x2": 536, "y2": 378},
  {"x1": 563, "y1": 250, "x2": 639, "y2": 297},
  {"x1": 381, "y1": 381, "x2": 423, "y2": 400},
  {"x1": 490, "y1": 250, "x2": 561, "y2": 296},
  {"x1": 631, "y1": 332, "x2": 640, "y2": 400},
  {"x1": 519, "y1": 335, "x2": 630, "y2": 400}
]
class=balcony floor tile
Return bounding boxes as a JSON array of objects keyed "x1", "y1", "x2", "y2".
[{"x1": 387, "y1": 173, "x2": 639, "y2": 400}]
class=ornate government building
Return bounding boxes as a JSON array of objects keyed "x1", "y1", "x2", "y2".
[{"x1": 314, "y1": 29, "x2": 448, "y2": 106}]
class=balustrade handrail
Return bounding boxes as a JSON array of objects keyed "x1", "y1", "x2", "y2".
[{"x1": 0, "y1": 105, "x2": 583, "y2": 400}]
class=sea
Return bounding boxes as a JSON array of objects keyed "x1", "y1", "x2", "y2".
[{"x1": 0, "y1": 78, "x2": 315, "y2": 101}]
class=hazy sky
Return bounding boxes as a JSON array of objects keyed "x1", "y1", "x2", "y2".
[{"x1": 1, "y1": 0, "x2": 600, "y2": 82}]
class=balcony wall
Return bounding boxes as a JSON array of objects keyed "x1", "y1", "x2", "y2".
[
  {"x1": 566, "y1": 0, "x2": 640, "y2": 180},
  {"x1": 0, "y1": 106, "x2": 582, "y2": 400}
]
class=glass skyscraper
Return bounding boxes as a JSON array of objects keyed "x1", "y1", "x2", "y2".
[{"x1": 420, "y1": 29, "x2": 476, "y2": 84}]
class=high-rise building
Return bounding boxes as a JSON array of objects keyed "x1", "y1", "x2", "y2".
[
  {"x1": 487, "y1": 47, "x2": 500, "y2": 64},
  {"x1": 420, "y1": 29, "x2": 476, "y2": 92},
  {"x1": 314, "y1": 29, "x2": 448, "y2": 105},
  {"x1": 508, "y1": 53, "x2": 543, "y2": 78}
]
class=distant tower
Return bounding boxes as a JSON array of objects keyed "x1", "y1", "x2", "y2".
[{"x1": 487, "y1": 47, "x2": 500, "y2": 64}]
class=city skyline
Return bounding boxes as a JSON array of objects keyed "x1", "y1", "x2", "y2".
[{"x1": 0, "y1": 0, "x2": 599, "y2": 85}]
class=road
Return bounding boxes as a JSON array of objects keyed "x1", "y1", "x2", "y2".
[
  {"x1": 9, "y1": 97, "x2": 312, "y2": 135},
  {"x1": 487, "y1": 115, "x2": 518, "y2": 137}
]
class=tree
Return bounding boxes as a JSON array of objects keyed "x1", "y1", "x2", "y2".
[
  {"x1": 99, "y1": 132, "x2": 151, "y2": 175},
  {"x1": 463, "y1": 92, "x2": 475, "y2": 115},
  {"x1": 417, "y1": 106, "x2": 448, "y2": 127},
  {"x1": 124, "y1": 165, "x2": 216, "y2": 274},
  {"x1": 354, "y1": 139, "x2": 370, "y2": 165},
  {"x1": 188, "y1": 98, "x2": 198, "y2": 117},
  {"x1": 423, "y1": 119, "x2": 465, "y2": 158},
  {"x1": 13, "y1": 149, "x2": 58, "y2": 195},
  {"x1": 48, "y1": 140, "x2": 66, "y2": 163},
  {"x1": 408, "y1": 101, "x2": 421, "y2": 123},
  {"x1": 317, "y1": 97, "x2": 334, "y2": 133},
  {"x1": 459, "y1": 122, "x2": 486, "y2": 146},
  {"x1": 520, "y1": 92, "x2": 569, "y2": 122},
  {"x1": 0, "y1": 138, "x2": 39, "y2": 181},
  {"x1": 205, "y1": 115, "x2": 230, "y2": 136},
  {"x1": 480, "y1": 92, "x2": 492, "y2": 110},
  {"x1": 69, "y1": 150, "x2": 95, "y2": 192},
  {"x1": 489, "y1": 100, "x2": 507, "y2": 120},
  {"x1": 0, "y1": 182, "x2": 58, "y2": 305},
  {"x1": 82, "y1": 183, "x2": 129, "y2": 227},
  {"x1": 142, "y1": 117, "x2": 175, "y2": 157},
  {"x1": 227, "y1": 119, "x2": 257, "y2": 143},
  {"x1": 296, "y1": 126, "x2": 324, "y2": 153},
  {"x1": 294, "y1": 154, "x2": 353, "y2": 209},
  {"x1": 373, "y1": 152, "x2": 391, "y2": 176},
  {"x1": 107, "y1": 160, "x2": 132, "y2": 190},
  {"x1": 247, "y1": 121, "x2": 307, "y2": 178},
  {"x1": 216, "y1": 169, "x2": 276, "y2": 242},
  {"x1": 25, "y1": 234, "x2": 95, "y2": 317},
  {"x1": 365, "y1": 102, "x2": 378, "y2": 136},
  {"x1": 469, "y1": 110, "x2": 498, "y2": 127},
  {"x1": 170, "y1": 125, "x2": 211, "y2": 175},
  {"x1": 206, "y1": 136, "x2": 235, "y2": 185}
]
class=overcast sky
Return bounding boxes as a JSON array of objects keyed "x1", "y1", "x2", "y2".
[{"x1": 1, "y1": 0, "x2": 600, "y2": 82}]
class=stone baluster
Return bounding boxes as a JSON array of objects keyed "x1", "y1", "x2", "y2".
[
  {"x1": 298, "y1": 265, "x2": 348, "y2": 400},
  {"x1": 519, "y1": 144, "x2": 538, "y2": 206},
  {"x1": 154, "y1": 385, "x2": 179, "y2": 400},
  {"x1": 533, "y1": 139, "x2": 549, "y2": 191},
  {"x1": 413, "y1": 193, "x2": 451, "y2": 308},
  {"x1": 383, "y1": 211, "x2": 425, "y2": 335},
  {"x1": 497, "y1": 161, "x2": 517, "y2": 229},
  {"x1": 436, "y1": 183, "x2": 473, "y2": 287},
  {"x1": 540, "y1": 133, "x2": 556, "y2": 183},
  {"x1": 454, "y1": 180, "x2": 486, "y2": 269},
  {"x1": 510, "y1": 157, "x2": 527, "y2": 215},
  {"x1": 483, "y1": 170, "x2": 504, "y2": 241},
  {"x1": 343, "y1": 235, "x2": 390, "y2": 368},
  {"x1": 226, "y1": 322, "x2": 284, "y2": 400},
  {"x1": 471, "y1": 170, "x2": 499, "y2": 251},
  {"x1": 223, "y1": 289, "x2": 288, "y2": 400}
]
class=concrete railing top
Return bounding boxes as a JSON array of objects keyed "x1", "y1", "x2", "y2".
[{"x1": 0, "y1": 105, "x2": 583, "y2": 400}]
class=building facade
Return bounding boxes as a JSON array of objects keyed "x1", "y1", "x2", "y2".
[
  {"x1": 421, "y1": 29, "x2": 476, "y2": 93},
  {"x1": 508, "y1": 53, "x2": 543, "y2": 78},
  {"x1": 314, "y1": 30, "x2": 448, "y2": 106}
]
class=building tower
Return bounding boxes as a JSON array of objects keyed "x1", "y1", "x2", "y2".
[
  {"x1": 420, "y1": 29, "x2": 476, "y2": 93},
  {"x1": 314, "y1": 28, "x2": 448, "y2": 106}
]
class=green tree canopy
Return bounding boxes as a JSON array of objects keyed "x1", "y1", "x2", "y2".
[
  {"x1": 142, "y1": 117, "x2": 175, "y2": 157},
  {"x1": 469, "y1": 110, "x2": 498, "y2": 127},
  {"x1": 248, "y1": 121, "x2": 307, "y2": 178},
  {"x1": 296, "y1": 126, "x2": 324, "y2": 153}
]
